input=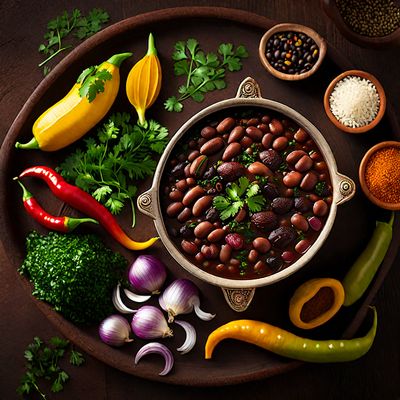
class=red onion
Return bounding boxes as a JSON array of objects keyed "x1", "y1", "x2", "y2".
[
  {"x1": 159, "y1": 279, "x2": 215, "y2": 322},
  {"x1": 134, "y1": 342, "x2": 174, "y2": 376},
  {"x1": 99, "y1": 315, "x2": 133, "y2": 347},
  {"x1": 112, "y1": 284, "x2": 137, "y2": 314},
  {"x1": 175, "y1": 320, "x2": 196, "y2": 354},
  {"x1": 128, "y1": 255, "x2": 167, "y2": 294},
  {"x1": 131, "y1": 305, "x2": 172, "y2": 339}
]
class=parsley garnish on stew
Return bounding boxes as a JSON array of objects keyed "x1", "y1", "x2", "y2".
[{"x1": 213, "y1": 177, "x2": 266, "y2": 221}]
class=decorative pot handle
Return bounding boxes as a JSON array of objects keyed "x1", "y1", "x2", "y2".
[
  {"x1": 137, "y1": 187, "x2": 158, "y2": 220},
  {"x1": 334, "y1": 172, "x2": 356, "y2": 205},
  {"x1": 221, "y1": 287, "x2": 256, "y2": 312},
  {"x1": 236, "y1": 77, "x2": 262, "y2": 99}
]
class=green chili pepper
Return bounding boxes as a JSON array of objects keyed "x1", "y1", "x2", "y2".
[
  {"x1": 342, "y1": 213, "x2": 394, "y2": 306},
  {"x1": 205, "y1": 307, "x2": 377, "y2": 363}
]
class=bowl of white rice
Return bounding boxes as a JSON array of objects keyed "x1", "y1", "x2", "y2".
[{"x1": 323, "y1": 69, "x2": 386, "y2": 134}]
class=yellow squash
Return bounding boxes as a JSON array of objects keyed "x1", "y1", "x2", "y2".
[
  {"x1": 15, "y1": 52, "x2": 132, "y2": 151},
  {"x1": 126, "y1": 33, "x2": 162, "y2": 125}
]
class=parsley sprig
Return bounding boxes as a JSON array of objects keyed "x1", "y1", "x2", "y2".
[
  {"x1": 77, "y1": 66, "x2": 112, "y2": 102},
  {"x1": 17, "y1": 336, "x2": 84, "y2": 398},
  {"x1": 58, "y1": 112, "x2": 168, "y2": 227},
  {"x1": 38, "y1": 8, "x2": 109, "y2": 75},
  {"x1": 213, "y1": 177, "x2": 265, "y2": 221},
  {"x1": 165, "y1": 39, "x2": 248, "y2": 112}
]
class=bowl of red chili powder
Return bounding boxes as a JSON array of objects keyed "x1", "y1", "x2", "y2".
[{"x1": 359, "y1": 141, "x2": 400, "y2": 210}]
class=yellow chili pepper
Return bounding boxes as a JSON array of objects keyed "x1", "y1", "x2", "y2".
[
  {"x1": 15, "y1": 52, "x2": 132, "y2": 151},
  {"x1": 126, "y1": 33, "x2": 162, "y2": 125},
  {"x1": 205, "y1": 307, "x2": 377, "y2": 363},
  {"x1": 289, "y1": 278, "x2": 345, "y2": 329}
]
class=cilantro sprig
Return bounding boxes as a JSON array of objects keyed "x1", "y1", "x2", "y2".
[
  {"x1": 77, "y1": 66, "x2": 112, "y2": 102},
  {"x1": 58, "y1": 112, "x2": 168, "y2": 227},
  {"x1": 213, "y1": 177, "x2": 265, "y2": 221},
  {"x1": 38, "y1": 8, "x2": 109, "y2": 75},
  {"x1": 165, "y1": 38, "x2": 248, "y2": 112},
  {"x1": 17, "y1": 336, "x2": 84, "y2": 398}
]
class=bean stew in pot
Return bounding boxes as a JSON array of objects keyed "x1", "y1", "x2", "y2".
[{"x1": 161, "y1": 108, "x2": 333, "y2": 280}]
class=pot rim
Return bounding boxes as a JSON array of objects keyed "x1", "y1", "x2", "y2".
[{"x1": 138, "y1": 80, "x2": 355, "y2": 289}]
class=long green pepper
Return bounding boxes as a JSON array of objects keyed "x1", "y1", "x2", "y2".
[{"x1": 342, "y1": 213, "x2": 394, "y2": 306}]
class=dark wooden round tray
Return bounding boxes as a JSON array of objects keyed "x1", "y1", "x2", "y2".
[{"x1": 0, "y1": 7, "x2": 399, "y2": 386}]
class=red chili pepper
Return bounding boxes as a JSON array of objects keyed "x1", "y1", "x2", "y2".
[
  {"x1": 16, "y1": 179, "x2": 98, "y2": 232},
  {"x1": 18, "y1": 166, "x2": 158, "y2": 250}
]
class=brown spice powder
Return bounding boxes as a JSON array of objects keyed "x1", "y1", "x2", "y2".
[{"x1": 365, "y1": 147, "x2": 400, "y2": 204}]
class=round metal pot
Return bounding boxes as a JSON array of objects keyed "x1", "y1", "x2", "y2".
[{"x1": 137, "y1": 77, "x2": 355, "y2": 311}]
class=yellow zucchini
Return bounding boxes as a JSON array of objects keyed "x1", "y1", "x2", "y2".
[{"x1": 15, "y1": 52, "x2": 132, "y2": 151}]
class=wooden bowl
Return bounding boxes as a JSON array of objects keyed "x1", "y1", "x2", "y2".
[
  {"x1": 258, "y1": 23, "x2": 327, "y2": 81},
  {"x1": 321, "y1": 0, "x2": 400, "y2": 49},
  {"x1": 323, "y1": 70, "x2": 386, "y2": 134},
  {"x1": 359, "y1": 141, "x2": 400, "y2": 210}
]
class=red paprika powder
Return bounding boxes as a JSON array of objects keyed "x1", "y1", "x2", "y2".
[{"x1": 364, "y1": 146, "x2": 400, "y2": 204}]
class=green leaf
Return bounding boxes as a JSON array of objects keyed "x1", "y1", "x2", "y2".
[
  {"x1": 93, "y1": 186, "x2": 112, "y2": 201},
  {"x1": 194, "y1": 50, "x2": 207, "y2": 65},
  {"x1": 246, "y1": 195, "x2": 266, "y2": 212},
  {"x1": 70, "y1": 350, "x2": 85, "y2": 366},
  {"x1": 226, "y1": 56, "x2": 242, "y2": 72},
  {"x1": 186, "y1": 38, "x2": 199, "y2": 57},
  {"x1": 246, "y1": 183, "x2": 260, "y2": 198},
  {"x1": 214, "y1": 79, "x2": 226, "y2": 90},
  {"x1": 174, "y1": 60, "x2": 190, "y2": 76},
  {"x1": 105, "y1": 195, "x2": 125, "y2": 214},
  {"x1": 164, "y1": 96, "x2": 183, "y2": 112},
  {"x1": 190, "y1": 91, "x2": 204, "y2": 102},
  {"x1": 218, "y1": 43, "x2": 234, "y2": 57},
  {"x1": 235, "y1": 45, "x2": 249, "y2": 58},
  {"x1": 78, "y1": 68, "x2": 112, "y2": 102},
  {"x1": 213, "y1": 195, "x2": 231, "y2": 211},
  {"x1": 50, "y1": 337, "x2": 69, "y2": 349},
  {"x1": 220, "y1": 200, "x2": 242, "y2": 220},
  {"x1": 236, "y1": 177, "x2": 250, "y2": 197},
  {"x1": 172, "y1": 41, "x2": 187, "y2": 61}
]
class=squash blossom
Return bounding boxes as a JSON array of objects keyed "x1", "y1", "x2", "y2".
[{"x1": 126, "y1": 33, "x2": 162, "y2": 125}]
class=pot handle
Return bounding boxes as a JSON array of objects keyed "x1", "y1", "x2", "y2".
[
  {"x1": 333, "y1": 172, "x2": 356, "y2": 205},
  {"x1": 137, "y1": 186, "x2": 158, "y2": 220},
  {"x1": 236, "y1": 77, "x2": 262, "y2": 99},
  {"x1": 221, "y1": 287, "x2": 256, "y2": 312}
]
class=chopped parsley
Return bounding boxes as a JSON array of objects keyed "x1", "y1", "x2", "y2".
[
  {"x1": 198, "y1": 175, "x2": 221, "y2": 188},
  {"x1": 315, "y1": 181, "x2": 326, "y2": 196},
  {"x1": 237, "y1": 144, "x2": 260, "y2": 167}
]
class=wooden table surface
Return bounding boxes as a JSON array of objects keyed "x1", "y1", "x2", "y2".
[{"x1": 1, "y1": 1, "x2": 399, "y2": 399}]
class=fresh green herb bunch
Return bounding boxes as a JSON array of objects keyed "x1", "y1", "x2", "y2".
[
  {"x1": 165, "y1": 38, "x2": 248, "y2": 112},
  {"x1": 39, "y1": 8, "x2": 110, "y2": 75},
  {"x1": 58, "y1": 112, "x2": 169, "y2": 227},
  {"x1": 20, "y1": 231, "x2": 127, "y2": 325},
  {"x1": 17, "y1": 336, "x2": 84, "y2": 398}
]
